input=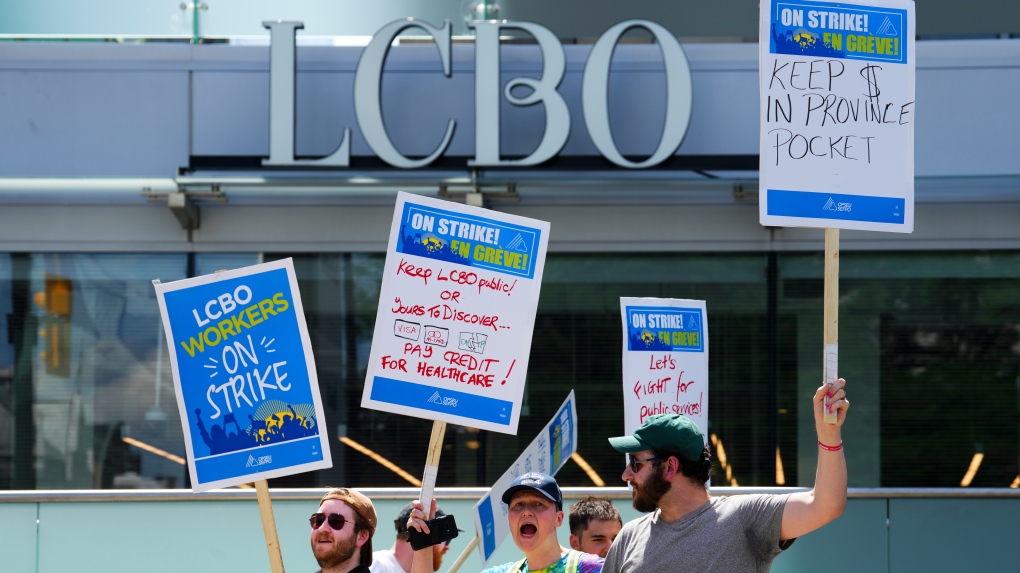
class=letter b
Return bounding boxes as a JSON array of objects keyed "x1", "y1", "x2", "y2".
[
  {"x1": 218, "y1": 293, "x2": 237, "y2": 314},
  {"x1": 469, "y1": 21, "x2": 569, "y2": 167}
]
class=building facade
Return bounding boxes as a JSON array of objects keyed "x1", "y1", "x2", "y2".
[{"x1": 0, "y1": 12, "x2": 1018, "y2": 496}]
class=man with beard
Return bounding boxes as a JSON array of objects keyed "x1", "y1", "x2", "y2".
[
  {"x1": 310, "y1": 487, "x2": 378, "y2": 573},
  {"x1": 602, "y1": 378, "x2": 850, "y2": 573},
  {"x1": 370, "y1": 502, "x2": 454, "y2": 573},
  {"x1": 406, "y1": 473, "x2": 604, "y2": 573}
]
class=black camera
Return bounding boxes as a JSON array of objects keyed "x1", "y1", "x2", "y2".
[{"x1": 407, "y1": 514, "x2": 460, "y2": 551}]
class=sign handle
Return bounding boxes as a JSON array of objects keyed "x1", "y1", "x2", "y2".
[
  {"x1": 419, "y1": 421, "x2": 448, "y2": 510},
  {"x1": 445, "y1": 535, "x2": 479, "y2": 573},
  {"x1": 823, "y1": 228, "x2": 839, "y2": 425},
  {"x1": 255, "y1": 479, "x2": 286, "y2": 573}
]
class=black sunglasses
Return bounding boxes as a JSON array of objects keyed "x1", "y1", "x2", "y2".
[
  {"x1": 628, "y1": 455, "x2": 660, "y2": 472},
  {"x1": 310, "y1": 512, "x2": 353, "y2": 531}
]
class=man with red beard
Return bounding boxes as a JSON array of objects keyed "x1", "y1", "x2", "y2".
[
  {"x1": 602, "y1": 379, "x2": 849, "y2": 573},
  {"x1": 406, "y1": 473, "x2": 604, "y2": 573},
  {"x1": 310, "y1": 488, "x2": 379, "y2": 573}
]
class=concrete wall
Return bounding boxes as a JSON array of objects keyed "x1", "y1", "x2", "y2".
[
  {"x1": 0, "y1": 39, "x2": 1017, "y2": 254},
  {"x1": 0, "y1": 0, "x2": 1016, "y2": 39},
  {"x1": 0, "y1": 40, "x2": 1018, "y2": 177},
  {"x1": 2, "y1": 489, "x2": 1018, "y2": 572}
]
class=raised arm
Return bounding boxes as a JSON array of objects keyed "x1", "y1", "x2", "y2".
[
  {"x1": 780, "y1": 378, "x2": 849, "y2": 540},
  {"x1": 407, "y1": 499, "x2": 436, "y2": 573}
]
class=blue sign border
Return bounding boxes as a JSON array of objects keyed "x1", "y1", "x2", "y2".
[
  {"x1": 625, "y1": 306, "x2": 705, "y2": 352},
  {"x1": 767, "y1": 188, "x2": 905, "y2": 224},
  {"x1": 396, "y1": 202, "x2": 541, "y2": 279},
  {"x1": 770, "y1": 0, "x2": 908, "y2": 64}
]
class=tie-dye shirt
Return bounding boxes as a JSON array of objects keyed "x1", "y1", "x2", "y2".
[{"x1": 481, "y1": 550, "x2": 604, "y2": 573}]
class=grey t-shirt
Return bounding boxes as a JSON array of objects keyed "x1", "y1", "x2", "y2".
[{"x1": 602, "y1": 494, "x2": 791, "y2": 573}]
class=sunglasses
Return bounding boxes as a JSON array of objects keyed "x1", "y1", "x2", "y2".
[
  {"x1": 310, "y1": 512, "x2": 353, "y2": 531},
  {"x1": 628, "y1": 456, "x2": 660, "y2": 472}
]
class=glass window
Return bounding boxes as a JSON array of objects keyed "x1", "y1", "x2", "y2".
[
  {"x1": 3, "y1": 254, "x2": 188, "y2": 489},
  {"x1": 2, "y1": 250, "x2": 1017, "y2": 490},
  {"x1": 779, "y1": 251, "x2": 1020, "y2": 488}
]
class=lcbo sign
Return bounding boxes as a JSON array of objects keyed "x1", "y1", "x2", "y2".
[{"x1": 263, "y1": 19, "x2": 693, "y2": 169}]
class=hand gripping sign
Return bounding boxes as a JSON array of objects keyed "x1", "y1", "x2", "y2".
[
  {"x1": 154, "y1": 258, "x2": 331, "y2": 492},
  {"x1": 620, "y1": 298, "x2": 709, "y2": 440},
  {"x1": 362, "y1": 192, "x2": 550, "y2": 435}
]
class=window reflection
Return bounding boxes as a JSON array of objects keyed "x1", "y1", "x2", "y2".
[
  {"x1": 0, "y1": 251, "x2": 1017, "y2": 490},
  {"x1": 5, "y1": 254, "x2": 188, "y2": 489}
]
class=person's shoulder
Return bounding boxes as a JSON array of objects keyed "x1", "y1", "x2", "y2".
[
  {"x1": 617, "y1": 510, "x2": 655, "y2": 534},
  {"x1": 575, "y1": 550, "x2": 605, "y2": 573},
  {"x1": 714, "y1": 492, "x2": 789, "y2": 513},
  {"x1": 369, "y1": 550, "x2": 395, "y2": 568},
  {"x1": 481, "y1": 561, "x2": 518, "y2": 573}
]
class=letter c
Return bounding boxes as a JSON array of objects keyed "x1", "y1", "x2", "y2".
[
  {"x1": 354, "y1": 19, "x2": 456, "y2": 168},
  {"x1": 205, "y1": 299, "x2": 222, "y2": 320}
]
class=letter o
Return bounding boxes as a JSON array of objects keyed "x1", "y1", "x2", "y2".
[
  {"x1": 222, "y1": 345, "x2": 240, "y2": 374},
  {"x1": 582, "y1": 20, "x2": 693, "y2": 168},
  {"x1": 781, "y1": 8, "x2": 793, "y2": 26},
  {"x1": 203, "y1": 326, "x2": 222, "y2": 347},
  {"x1": 233, "y1": 285, "x2": 253, "y2": 306},
  {"x1": 790, "y1": 135, "x2": 810, "y2": 159}
]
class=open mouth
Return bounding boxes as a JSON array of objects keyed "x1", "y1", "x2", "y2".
[{"x1": 519, "y1": 524, "x2": 537, "y2": 537}]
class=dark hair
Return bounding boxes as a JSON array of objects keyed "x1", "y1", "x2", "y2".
[
  {"x1": 568, "y1": 496, "x2": 622, "y2": 536},
  {"x1": 350, "y1": 509, "x2": 374, "y2": 566},
  {"x1": 652, "y1": 444, "x2": 712, "y2": 486}
]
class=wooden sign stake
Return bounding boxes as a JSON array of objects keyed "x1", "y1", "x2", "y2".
[
  {"x1": 419, "y1": 421, "x2": 448, "y2": 511},
  {"x1": 823, "y1": 228, "x2": 839, "y2": 425},
  {"x1": 255, "y1": 479, "x2": 286, "y2": 573},
  {"x1": 446, "y1": 536, "x2": 480, "y2": 573}
]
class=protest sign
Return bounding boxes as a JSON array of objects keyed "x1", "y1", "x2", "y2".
[
  {"x1": 362, "y1": 192, "x2": 550, "y2": 435},
  {"x1": 759, "y1": 0, "x2": 915, "y2": 233},
  {"x1": 471, "y1": 392, "x2": 577, "y2": 566},
  {"x1": 621, "y1": 299, "x2": 709, "y2": 439},
  {"x1": 154, "y1": 259, "x2": 331, "y2": 492}
]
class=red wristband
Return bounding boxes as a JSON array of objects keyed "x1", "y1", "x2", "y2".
[{"x1": 818, "y1": 440, "x2": 843, "y2": 452}]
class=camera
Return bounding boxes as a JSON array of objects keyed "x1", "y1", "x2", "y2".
[{"x1": 407, "y1": 514, "x2": 460, "y2": 550}]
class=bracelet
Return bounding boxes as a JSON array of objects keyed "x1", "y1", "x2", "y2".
[{"x1": 818, "y1": 440, "x2": 843, "y2": 452}]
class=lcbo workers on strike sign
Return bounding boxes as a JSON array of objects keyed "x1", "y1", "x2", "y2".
[
  {"x1": 155, "y1": 259, "x2": 331, "y2": 492},
  {"x1": 362, "y1": 192, "x2": 550, "y2": 434},
  {"x1": 759, "y1": 0, "x2": 915, "y2": 232}
]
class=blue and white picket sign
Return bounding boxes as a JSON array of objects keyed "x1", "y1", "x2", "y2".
[
  {"x1": 472, "y1": 392, "x2": 577, "y2": 565},
  {"x1": 759, "y1": 0, "x2": 915, "y2": 232},
  {"x1": 620, "y1": 298, "x2": 709, "y2": 440},
  {"x1": 362, "y1": 192, "x2": 550, "y2": 435},
  {"x1": 154, "y1": 258, "x2": 331, "y2": 492}
]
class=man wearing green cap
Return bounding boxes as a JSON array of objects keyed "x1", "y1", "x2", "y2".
[{"x1": 602, "y1": 378, "x2": 849, "y2": 573}]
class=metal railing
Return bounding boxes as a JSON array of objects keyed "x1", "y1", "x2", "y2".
[{"x1": 2, "y1": 486, "x2": 1018, "y2": 503}]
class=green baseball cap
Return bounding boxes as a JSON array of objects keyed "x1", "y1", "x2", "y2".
[{"x1": 608, "y1": 414, "x2": 705, "y2": 460}]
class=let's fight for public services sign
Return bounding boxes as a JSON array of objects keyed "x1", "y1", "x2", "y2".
[
  {"x1": 759, "y1": 0, "x2": 915, "y2": 233},
  {"x1": 621, "y1": 298, "x2": 708, "y2": 440},
  {"x1": 155, "y1": 259, "x2": 331, "y2": 492},
  {"x1": 362, "y1": 192, "x2": 550, "y2": 434}
]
